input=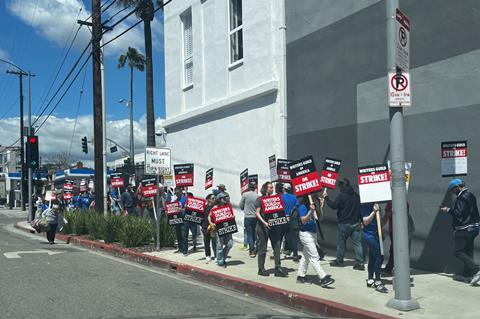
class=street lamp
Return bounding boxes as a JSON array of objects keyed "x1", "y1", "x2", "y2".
[{"x1": 118, "y1": 98, "x2": 134, "y2": 172}]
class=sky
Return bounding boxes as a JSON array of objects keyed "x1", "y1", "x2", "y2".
[{"x1": 0, "y1": 0, "x2": 166, "y2": 166}]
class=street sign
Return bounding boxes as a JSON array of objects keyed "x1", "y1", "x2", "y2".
[
  {"x1": 110, "y1": 146, "x2": 118, "y2": 153},
  {"x1": 145, "y1": 147, "x2": 171, "y2": 175},
  {"x1": 396, "y1": 8, "x2": 410, "y2": 72},
  {"x1": 441, "y1": 141, "x2": 468, "y2": 177},
  {"x1": 389, "y1": 72, "x2": 411, "y2": 107}
]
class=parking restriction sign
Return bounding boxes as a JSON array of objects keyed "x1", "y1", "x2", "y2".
[
  {"x1": 389, "y1": 72, "x2": 411, "y2": 107},
  {"x1": 396, "y1": 8, "x2": 410, "y2": 72}
]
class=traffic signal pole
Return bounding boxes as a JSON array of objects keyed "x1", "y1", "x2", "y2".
[{"x1": 27, "y1": 72, "x2": 36, "y2": 222}]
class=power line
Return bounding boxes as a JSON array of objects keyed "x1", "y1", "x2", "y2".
[
  {"x1": 33, "y1": 8, "x2": 83, "y2": 117},
  {"x1": 101, "y1": 0, "x2": 172, "y2": 48},
  {"x1": 0, "y1": 96, "x2": 20, "y2": 120},
  {"x1": 68, "y1": 66, "x2": 88, "y2": 160},
  {"x1": 34, "y1": 54, "x2": 92, "y2": 133}
]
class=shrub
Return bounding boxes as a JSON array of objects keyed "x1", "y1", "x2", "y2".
[
  {"x1": 86, "y1": 212, "x2": 106, "y2": 240},
  {"x1": 155, "y1": 215, "x2": 176, "y2": 248},
  {"x1": 104, "y1": 215, "x2": 122, "y2": 243},
  {"x1": 71, "y1": 211, "x2": 89, "y2": 235},
  {"x1": 119, "y1": 216, "x2": 155, "y2": 247}
]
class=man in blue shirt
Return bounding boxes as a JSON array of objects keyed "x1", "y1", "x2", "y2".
[{"x1": 282, "y1": 183, "x2": 300, "y2": 262}]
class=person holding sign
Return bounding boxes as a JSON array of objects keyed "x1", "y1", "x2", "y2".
[
  {"x1": 173, "y1": 187, "x2": 188, "y2": 256},
  {"x1": 323, "y1": 178, "x2": 364, "y2": 270},
  {"x1": 239, "y1": 181, "x2": 260, "y2": 257},
  {"x1": 255, "y1": 182, "x2": 287, "y2": 277},
  {"x1": 208, "y1": 193, "x2": 235, "y2": 268},
  {"x1": 296, "y1": 195, "x2": 335, "y2": 287},
  {"x1": 361, "y1": 203, "x2": 388, "y2": 293},
  {"x1": 440, "y1": 179, "x2": 480, "y2": 286},
  {"x1": 202, "y1": 194, "x2": 217, "y2": 261}
]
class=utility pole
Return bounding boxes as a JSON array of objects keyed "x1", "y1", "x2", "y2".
[
  {"x1": 6, "y1": 69, "x2": 28, "y2": 212},
  {"x1": 27, "y1": 71, "x2": 36, "y2": 222},
  {"x1": 386, "y1": 0, "x2": 419, "y2": 312},
  {"x1": 91, "y1": 0, "x2": 104, "y2": 213},
  {"x1": 101, "y1": 38, "x2": 108, "y2": 216}
]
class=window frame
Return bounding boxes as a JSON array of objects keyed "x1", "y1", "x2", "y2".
[
  {"x1": 227, "y1": 0, "x2": 243, "y2": 68},
  {"x1": 181, "y1": 8, "x2": 194, "y2": 90}
]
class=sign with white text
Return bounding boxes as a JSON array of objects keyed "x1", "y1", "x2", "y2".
[
  {"x1": 260, "y1": 194, "x2": 287, "y2": 227},
  {"x1": 358, "y1": 164, "x2": 392, "y2": 203},
  {"x1": 289, "y1": 156, "x2": 322, "y2": 197},
  {"x1": 320, "y1": 158, "x2": 342, "y2": 189},
  {"x1": 145, "y1": 147, "x2": 171, "y2": 175},
  {"x1": 441, "y1": 141, "x2": 468, "y2": 177},
  {"x1": 174, "y1": 164, "x2": 194, "y2": 187},
  {"x1": 211, "y1": 204, "x2": 238, "y2": 236}
]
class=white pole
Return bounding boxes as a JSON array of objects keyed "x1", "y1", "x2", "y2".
[{"x1": 279, "y1": 0, "x2": 288, "y2": 159}]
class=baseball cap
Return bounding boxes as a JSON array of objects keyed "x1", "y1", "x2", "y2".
[
  {"x1": 448, "y1": 178, "x2": 463, "y2": 191},
  {"x1": 216, "y1": 192, "x2": 228, "y2": 200},
  {"x1": 283, "y1": 183, "x2": 292, "y2": 191},
  {"x1": 217, "y1": 184, "x2": 227, "y2": 190}
]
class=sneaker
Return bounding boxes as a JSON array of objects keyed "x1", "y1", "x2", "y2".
[
  {"x1": 258, "y1": 268, "x2": 269, "y2": 277},
  {"x1": 206, "y1": 256, "x2": 211, "y2": 262},
  {"x1": 366, "y1": 279, "x2": 375, "y2": 287},
  {"x1": 292, "y1": 256, "x2": 300, "y2": 263},
  {"x1": 317, "y1": 275, "x2": 335, "y2": 287},
  {"x1": 283, "y1": 250, "x2": 292, "y2": 257},
  {"x1": 353, "y1": 263, "x2": 365, "y2": 271},
  {"x1": 470, "y1": 270, "x2": 480, "y2": 286},
  {"x1": 249, "y1": 252, "x2": 256, "y2": 258},
  {"x1": 296, "y1": 276, "x2": 306, "y2": 284},
  {"x1": 183, "y1": 253, "x2": 188, "y2": 257},
  {"x1": 330, "y1": 260, "x2": 344, "y2": 267},
  {"x1": 174, "y1": 249, "x2": 181, "y2": 254},
  {"x1": 218, "y1": 262, "x2": 227, "y2": 268},
  {"x1": 453, "y1": 274, "x2": 471, "y2": 283},
  {"x1": 374, "y1": 281, "x2": 389, "y2": 293},
  {"x1": 274, "y1": 268, "x2": 288, "y2": 277}
]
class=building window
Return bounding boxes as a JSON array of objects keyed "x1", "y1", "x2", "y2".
[
  {"x1": 228, "y1": 0, "x2": 243, "y2": 65},
  {"x1": 181, "y1": 8, "x2": 193, "y2": 88}
]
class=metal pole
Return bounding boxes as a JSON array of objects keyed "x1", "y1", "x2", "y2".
[
  {"x1": 279, "y1": 0, "x2": 288, "y2": 159},
  {"x1": 101, "y1": 39, "x2": 108, "y2": 216},
  {"x1": 27, "y1": 72, "x2": 33, "y2": 222},
  {"x1": 386, "y1": 0, "x2": 419, "y2": 311},
  {"x1": 129, "y1": 100, "x2": 134, "y2": 173},
  {"x1": 19, "y1": 73, "x2": 25, "y2": 212},
  {"x1": 156, "y1": 174, "x2": 160, "y2": 250}
]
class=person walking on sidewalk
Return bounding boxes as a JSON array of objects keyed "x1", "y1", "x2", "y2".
[
  {"x1": 441, "y1": 179, "x2": 480, "y2": 286},
  {"x1": 240, "y1": 181, "x2": 260, "y2": 257},
  {"x1": 361, "y1": 203, "x2": 388, "y2": 293},
  {"x1": 282, "y1": 183, "x2": 301, "y2": 262},
  {"x1": 43, "y1": 203, "x2": 61, "y2": 245},
  {"x1": 173, "y1": 187, "x2": 187, "y2": 256},
  {"x1": 121, "y1": 185, "x2": 135, "y2": 216},
  {"x1": 202, "y1": 194, "x2": 217, "y2": 262},
  {"x1": 255, "y1": 181, "x2": 287, "y2": 277},
  {"x1": 183, "y1": 191, "x2": 199, "y2": 253},
  {"x1": 296, "y1": 195, "x2": 335, "y2": 287},
  {"x1": 208, "y1": 193, "x2": 234, "y2": 267},
  {"x1": 323, "y1": 178, "x2": 364, "y2": 270}
]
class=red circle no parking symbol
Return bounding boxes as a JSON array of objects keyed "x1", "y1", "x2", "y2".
[{"x1": 390, "y1": 74, "x2": 408, "y2": 92}]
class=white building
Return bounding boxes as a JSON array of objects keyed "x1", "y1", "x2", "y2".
[{"x1": 163, "y1": 0, "x2": 287, "y2": 213}]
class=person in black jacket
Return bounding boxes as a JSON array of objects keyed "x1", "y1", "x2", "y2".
[
  {"x1": 441, "y1": 179, "x2": 480, "y2": 286},
  {"x1": 323, "y1": 178, "x2": 365, "y2": 270}
]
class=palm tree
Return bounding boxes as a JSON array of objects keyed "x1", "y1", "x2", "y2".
[
  {"x1": 118, "y1": 46, "x2": 146, "y2": 169},
  {"x1": 117, "y1": 0, "x2": 163, "y2": 147}
]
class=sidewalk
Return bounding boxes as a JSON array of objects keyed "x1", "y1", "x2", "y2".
[{"x1": 14, "y1": 221, "x2": 478, "y2": 319}]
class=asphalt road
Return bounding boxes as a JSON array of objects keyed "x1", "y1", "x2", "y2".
[{"x1": 0, "y1": 210, "x2": 316, "y2": 319}]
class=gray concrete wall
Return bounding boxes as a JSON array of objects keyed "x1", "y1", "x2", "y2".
[{"x1": 286, "y1": 0, "x2": 480, "y2": 272}]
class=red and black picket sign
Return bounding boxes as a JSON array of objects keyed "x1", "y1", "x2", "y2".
[
  {"x1": 248, "y1": 175, "x2": 258, "y2": 193},
  {"x1": 205, "y1": 168, "x2": 213, "y2": 190},
  {"x1": 277, "y1": 159, "x2": 292, "y2": 183},
  {"x1": 320, "y1": 157, "x2": 342, "y2": 189},
  {"x1": 260, "y1": 194, "x2": 288, "y2": 227},
  {"x1": 211, "y1": 204, "x2": 238, "y2": 236},
  {"x1": 289, "y1": 156, "x2": 322, "y2": 197},
  {"x1": 141, "y1": 177, "x2": 158, "y2": 198},
  {"x1": 240, "y1": 168, "x2": 249, "y2": 194},
  {"x1": 165, "y1": 202, "x2": 183, "y2": 225},
  {"x1": 64, "y1": 179, "x2": 74, "y2": 191},
  {"x1": 63, "y1": 190, "x2": 73, "y2": 200},
  {"x1": 174, "y1": 163, "x2": 194, "y2": 187},
  {"x1": 79, "y1": 178, "x2": 87, "y2": 192},
  {"x1": 269, "y1": 154, "x2": 278, "y2": 182},
  {"x1": 183, "y1": 198, "x2": 205, "y2": 224},
  {"x1": 111, "y1": 173, "x2": 124, "y2": 188}
]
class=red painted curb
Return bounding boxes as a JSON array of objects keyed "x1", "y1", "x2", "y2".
[{"x1": 14, "y1": 223, "x2": 397, "y2": 319}]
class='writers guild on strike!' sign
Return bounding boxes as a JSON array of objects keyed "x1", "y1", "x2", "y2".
[
  {"x1": 441, "y1": 141, "x2": 468, "y2": 177},
  {"x1": 358, "y1": 164, "x2": 392, "y2": 204},
  {"x1": 261, "y1": 194, "x2": 288, "y2": 227},
  {"x1": 211, "y1": 204, "x2": 238, "y2": 236}
]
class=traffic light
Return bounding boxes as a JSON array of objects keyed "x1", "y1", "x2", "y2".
[
  {"x1": 26, "y1": 135, "x2": 39, "y2": 169},
  {"x1": 81, "y1": 136, "x2": 88, "y2": 154}
]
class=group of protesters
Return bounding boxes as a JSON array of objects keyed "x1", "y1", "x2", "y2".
[{"x1": 162, "y1": 176, "x2": 480, "y2": 292}]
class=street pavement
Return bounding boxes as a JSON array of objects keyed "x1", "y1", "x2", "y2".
[{"x1": 0, "y1": 210, "x2": 315, "y2": 319}]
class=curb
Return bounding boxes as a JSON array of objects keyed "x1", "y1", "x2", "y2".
[{"x1": 14, "y1": 222, "x2": 397, "y2": 319}]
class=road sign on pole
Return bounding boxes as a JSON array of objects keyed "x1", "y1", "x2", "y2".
[
  {"x1": 388, "y1": 72, "x2": 411, "y2": 107},
  {"x1": 145, "y1": 147, "x2": 171, "y2": 175},
  {"x1": 396, "y1": 8, "x2": 410, "y2": 72}
]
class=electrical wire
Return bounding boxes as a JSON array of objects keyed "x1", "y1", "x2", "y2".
[
  {"x1": 0, "y1": 96, "x2": 20, "y2": 121},
  {"x1": 68, "y1": 66, "x2": 88, "y2": 160},
  {"x1": 101, "y1": 0, "x2": 172, "y2": 48}
]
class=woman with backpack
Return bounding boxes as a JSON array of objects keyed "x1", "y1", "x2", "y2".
[{"x1": 43, "y1": 203, "x2": 61, "y2": 244}]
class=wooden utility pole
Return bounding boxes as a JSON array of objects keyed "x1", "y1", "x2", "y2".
[{"x1": 92, "y1": 0, "x2": 104, "y2": 213}]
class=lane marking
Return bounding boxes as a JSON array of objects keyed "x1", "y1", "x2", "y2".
[{"x1": 3, "y1": 249, "x2": 64, "y2": 259}]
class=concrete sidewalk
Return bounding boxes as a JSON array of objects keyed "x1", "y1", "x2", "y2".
[{"x1": 14, "y1": 221, "x2": 478, "y2": 318}]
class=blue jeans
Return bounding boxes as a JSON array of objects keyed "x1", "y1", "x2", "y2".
[
  {"x1": 364, "y1": 233, "x2": 383, "y2": 280},
  {"x1": 175, "y1": 224, "x2": 187, "y2": 254},
  {"x1": 244, "y1": 217, "x2": 257, "y2": 253},
  {"x1": 216, "y1": 233, "x2": 233, "y2": 265},
  {"x1": 336, "y1": 223, "x2": 364, "y2": 264},
  {"x1": 183, "y1": 220, "x2": 198, "y2": 250}
]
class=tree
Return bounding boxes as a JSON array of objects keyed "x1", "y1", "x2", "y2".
[
  {"x1": 45, "y1": 151, "x2": 71, "y2": 170},
  {"x1": 117, "y1": 0, "x2": 164, "y2": 147},
  {"x1": 118, "y1": 46, "x2": 146, "y2": 163}
]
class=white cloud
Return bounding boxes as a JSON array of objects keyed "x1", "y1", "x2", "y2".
[
  {"x1": 0, "y1": 115, "x2": 165, "y2": 166},
  {"x1": 6, "y1": 0, "x2": 163, "y2": 57},
  {"x1": 0, "y1": 48, "x2": 9, "y2": 59}
]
